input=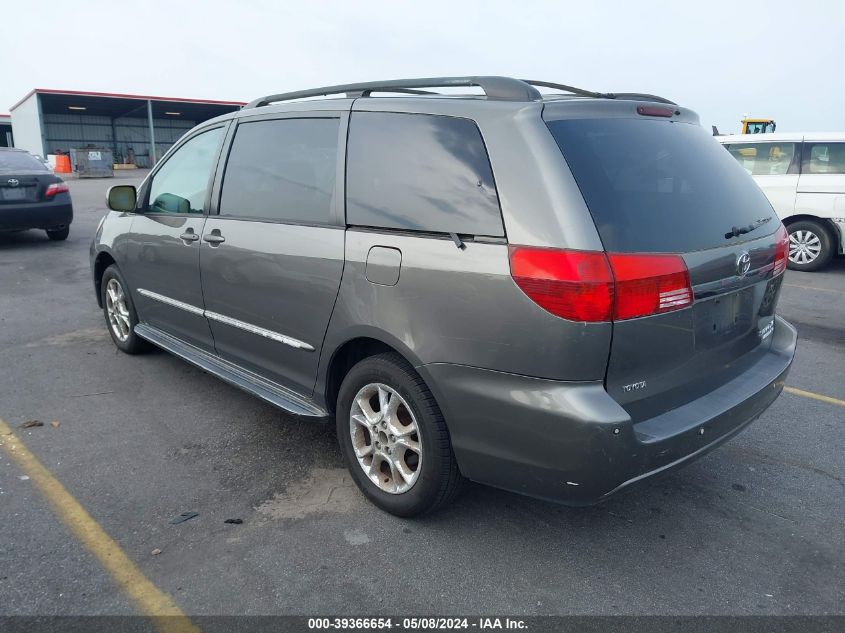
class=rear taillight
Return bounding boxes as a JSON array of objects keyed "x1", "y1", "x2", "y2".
[
  {"x1": 44, "y1": 182, "x2": 69, "y2": 198},
  {"x1": 608, "y1": 253, "x2": 692, "y2": 320},
  {"x1": 508, "y1": 247, "x2": 614, "y2": 321},
  {"x1": 509, "y1": 246, "x2": 693, "y2": 322},
  {"x1": 773, "y1": 224, "x2": 789, "y2": 276}
]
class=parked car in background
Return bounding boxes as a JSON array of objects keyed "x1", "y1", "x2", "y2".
[
  {"x1": 719, "y1": 133, "x2": 845, "y2": 271},
  {"x1": 0, "y1": 148, "x2": 72, "y2": 240},
  {"x1": 91, "y1": 77, "x2": 796, "y2": 516}
]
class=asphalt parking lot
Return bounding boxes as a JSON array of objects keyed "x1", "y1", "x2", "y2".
[{"x1": 1, "y1": 173, "x2": 843, "y2": 618}]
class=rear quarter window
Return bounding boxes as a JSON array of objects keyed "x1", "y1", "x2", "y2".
[
  {"x1": 804, "y1": 142, "x2": 845, "y2": 174},
  {"x1": 346, "y1": 112, "x2": 503, "y2": 236},
  {"x1": 546, "y1": 118, "x2": 779, "y2": 253}
]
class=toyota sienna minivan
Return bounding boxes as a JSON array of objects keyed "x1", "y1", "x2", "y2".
[{"x1": 91, "y1": 77, "x2": 797, "y2": 516}]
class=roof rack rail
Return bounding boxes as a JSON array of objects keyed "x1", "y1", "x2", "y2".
[
  {"x1": 244, "y1": 76, "x2": 543, "y2": 108},
  {"x1": 521, "y1": 80, "x2": 676, "y2": 105},
  {"x1": 605, "y1": 92, "x2": 677, "y2": 105},
  {"x1": 244, "y1": 77, "x2": 677, "y2": 109},
  {"x1": 520, "y1": 79, "x2": 610, "y2": 99}
]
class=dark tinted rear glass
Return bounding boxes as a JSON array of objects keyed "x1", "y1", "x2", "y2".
[
  {"x1": 546, "y1": 118, "x2": 778, "y2": 253},
  {"x1": 220, "y1": 118, "x2": 339, "y2": 224},
  {"x1": 0, "y1": 151, "x2": 48, "y2": 172},
  {"x1": 347, "y1": 112, "x2": 503, "y2": 236}
]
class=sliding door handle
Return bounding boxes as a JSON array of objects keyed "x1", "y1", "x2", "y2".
[{"x1": 203, "y1": 232, "x2": 225, "y2": 246}]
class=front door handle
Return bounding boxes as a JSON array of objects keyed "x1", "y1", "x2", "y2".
[
  {"x1": 179, "y1": 230, "x2": 200, "y2": 244},
  {"x1": 203, "y1": 230, "x2": 225, "y2": 246}
]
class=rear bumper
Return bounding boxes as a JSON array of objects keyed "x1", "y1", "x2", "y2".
[
  {"x1": 0, "y1": 196, "x2": 73, "y2": 231},
  {"x1": 420, "y1": 315, "x2": 797, "y2": 504}
]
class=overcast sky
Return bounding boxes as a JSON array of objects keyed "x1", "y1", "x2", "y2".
[{"x1": 2, "y1": 0, "x2": 841, "y2": 133}]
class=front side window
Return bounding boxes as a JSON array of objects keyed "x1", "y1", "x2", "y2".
[
  {"x1": 346, "y1": 112, "x2": 503, "y2": 236},
  {"x1": 219, "y1": 118, "x2": 339, "y2": 224},
  {"x1": 147, "y1": 127, "x2": 224, "y2": 214},
  {"x1": 804, "y1": 143, "x2": 845, "y2": 174},
  {"x1": 726, "y1": 143, "x2": 796, "y2": 176}
]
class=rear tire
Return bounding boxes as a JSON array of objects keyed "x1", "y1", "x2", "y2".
[
  {"x1": 786, "y1": 220, "x2": 834, "y2": 272},
  {"x1": 336, "y1": 352, "x2": 464, "y2": 517},
  {"x1": 101, "y1": 265, "x2": 149, "y2": 354},
  {"x1": 46, "y1": 227, "x2": 69, "y2": 241}
]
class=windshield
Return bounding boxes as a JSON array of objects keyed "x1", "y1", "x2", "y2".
[
  {"x1": 546, "y1": 118, "x2": 778, "y2": 253},
  {"x1": 0, "y1": 151, "x2": 49, "y2": 172}
]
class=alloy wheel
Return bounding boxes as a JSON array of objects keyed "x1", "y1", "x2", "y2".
[
  {"x1": 105, "y1": 278, "x2": 131, "y2": 342},
  {"x1": 349, "y1": 382, "x2": 422, "y2": 494}
]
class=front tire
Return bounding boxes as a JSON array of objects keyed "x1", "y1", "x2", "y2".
[
  {"x1": 101, "y1": 265, "x2": 149, "y2": 354},
  {"x1": 787, "y1": 220, "x2": 834, "y2": 272},
  {"x1": 46, "y1": 227, "x2": 69, "y2": 241},
  {"x1": 337, "y1": 353, "x2": 464, "y2": 517}
]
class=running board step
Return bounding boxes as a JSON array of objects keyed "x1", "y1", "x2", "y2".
[{"x1": 134, "y1": 324, "x2": 328, "y2": 419}]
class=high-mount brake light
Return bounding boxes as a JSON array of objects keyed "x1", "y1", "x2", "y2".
[
  {"x1": 636, "y1": 105, "x2": 675, "y2": 118},
  {"x1": 773, "y1": 224, "x2": 789, "y2": 276},
  {"x1": 509, "y1": 247, "x2": 693, "y2": 322},
  {"x1": 44, "y1": 182, "x2": 69, "y2": 198}
]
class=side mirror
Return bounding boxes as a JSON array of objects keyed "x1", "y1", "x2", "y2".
[{"x1": 107, "y1": 185, "x2": 137, "y2": 212}]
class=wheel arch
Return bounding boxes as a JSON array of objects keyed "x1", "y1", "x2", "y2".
[
  {"x1": 319, "y1": 329, "x2": 425, "y2": 416},
  {"x1": 93, "y1": 250, "x2": 117, "y2": 308}
]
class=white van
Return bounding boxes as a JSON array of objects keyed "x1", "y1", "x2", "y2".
[{"x1": 719, "y1": 133, "x2": 845, "y2": 271}]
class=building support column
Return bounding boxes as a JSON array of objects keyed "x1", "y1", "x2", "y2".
[
  {"x1": 36, "y1": 94, "x2": 48, "y2": 158},
  {"x1": 147, "y1": 100, "x2": 156, "y2": 166}
]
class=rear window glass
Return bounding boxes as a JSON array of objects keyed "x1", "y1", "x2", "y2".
[
  {"x1": 804, "y1": 143, "x2": 845, "y2": 174},
  {"x1": 546, "y1": 118, "x2": 778, "y2": 253},
  {"x1": 0, "y1": 151, "x2": 47, "y2": 172},
  {"x1": 726, "y1": 142, "x2": 796, "y2": 175},
  {"x1": 346, "y1": 112, "x2": 503, "y2": 236}
]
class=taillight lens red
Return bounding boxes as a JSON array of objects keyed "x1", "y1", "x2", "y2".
[
  {"x1": 509, "y1": 246, "x2": 693, "y2": 322},
  {"x1": 44, "y1": 182, "x2": 69, "y2": 198},
  {"x1": 608, "y1": 253, "x2": 692, "y2": 320},
  {"x1": 773, "y1": 224, "x2": 789, "y2": 276},
  {"x1": 508, "y1": 247, "x2": 614, "y2": 321}
]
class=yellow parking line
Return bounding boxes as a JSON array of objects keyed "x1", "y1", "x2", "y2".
[
  {"x1": 0, "y1": 418, "x2": 199, "y2": 633},
  {"x1": 783, "y1": 283, "x2": 843, "y2": 295},
  {"x1": 784, "y1": 386, "x2": 845, "y2": 408}
]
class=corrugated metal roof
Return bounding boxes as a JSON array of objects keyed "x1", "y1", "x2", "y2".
[{"x1": 11, "y1": 88, "x2": 245, "y2": 111}]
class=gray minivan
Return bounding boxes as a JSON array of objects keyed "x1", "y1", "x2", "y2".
[{"x1": 91, "y1": 77, "x2": 797, "y2": 516}]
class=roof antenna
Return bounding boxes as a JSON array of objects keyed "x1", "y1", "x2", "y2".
[{"x1": 450, "y1": 233, "x2": 466, "y2": 250}]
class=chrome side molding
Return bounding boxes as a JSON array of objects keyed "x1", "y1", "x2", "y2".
[
  {"x1": 205, "y1": 311, "x2": 314, "y2": 350},
  {"x1": 137, "y1": 288, "x2": 314, "y2": 351},
  {"x1": 137, "y1": 288, "x2": 204, "y2": 316}
]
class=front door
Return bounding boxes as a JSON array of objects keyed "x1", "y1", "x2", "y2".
[
  {"x1": 199, "y1": 114, "x2": 346, "y2": 395},
  {"x1": 125, "y1": 124, "x2": 227, "y2": 352}
]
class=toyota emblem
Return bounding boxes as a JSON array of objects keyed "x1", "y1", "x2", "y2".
[
  {"x1": 7, "y1": 178, "x2": 19, "y2": 187},
  {"x1": 736, "y1": 251, "x2": 751, "y2": 277}
]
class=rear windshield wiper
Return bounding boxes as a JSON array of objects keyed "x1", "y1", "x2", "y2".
[{"x1": 725, "y1": 216, "x2": 771, "y2": 240}]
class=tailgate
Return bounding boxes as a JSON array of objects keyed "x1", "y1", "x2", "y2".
[
  {"x1": 608, "y1": 234, "x2": 785, "y2": 422},
  {"x1": 545, "y1": 107, "x2": 786, "y2": 421}
]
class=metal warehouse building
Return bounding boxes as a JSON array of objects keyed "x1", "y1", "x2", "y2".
[{"x1": 10, "y1": 89, "x2": 244, "y2": 168}]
